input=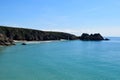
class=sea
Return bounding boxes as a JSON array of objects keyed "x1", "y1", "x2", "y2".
[{"x1": 0, "y1": 37, "x2": 120, "y2": 80}]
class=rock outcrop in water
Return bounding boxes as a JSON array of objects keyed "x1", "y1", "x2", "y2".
[{"x1": 79, "y1": 33, "x2": 106, "y2": 41}]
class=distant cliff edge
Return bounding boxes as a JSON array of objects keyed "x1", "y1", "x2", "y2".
[
  {"x1": 0, "y1": 26, "x2": 77, "y2": 45},
  {"x1": 0, "y1": 26, "x2": 109, "y2": 46}
]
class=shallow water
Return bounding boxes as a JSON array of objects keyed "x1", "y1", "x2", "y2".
[{"x1": 0, "y1": 37, "x2": 120, "y2": 80}]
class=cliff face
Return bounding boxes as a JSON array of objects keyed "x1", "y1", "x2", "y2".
[
  {"x1": 0, "y1": 33, "x2": 14, "y2": 46},
  {"x1": 0, "y1": 26, "x2": 77, "y2": 41}
]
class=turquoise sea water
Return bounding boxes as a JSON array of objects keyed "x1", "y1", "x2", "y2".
[{"x1": 0, "y1": 37, "x2": 120, "y2": 80}]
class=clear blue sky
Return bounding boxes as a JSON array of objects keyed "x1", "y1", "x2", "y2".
[{"x1": 0, "y1": 0, "x2": 120, "y2": 36}]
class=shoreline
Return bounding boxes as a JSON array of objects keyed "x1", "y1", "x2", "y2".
[{"x1": 13, "y1": 39, "x2": 67, "y2": 44}]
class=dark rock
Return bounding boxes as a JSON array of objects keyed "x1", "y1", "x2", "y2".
[
  {"x1": 89, "y1": 33, "x2": 104, "y2": 40},
  {"x1": 0, "y1": 33, "x2": 15, "y2": 46},
  {"x1": 21, "y1": 43, "x2": 26, "y2": 45},
  {"x1": 79, "y1": 33, "x2": 90, "y2": 40},
  {"x1": 104, "y1": 38, "x2": 110, "y2": 40},
  {"x1": 79, "y1": 33, "x2": 105, "y2": 41}
]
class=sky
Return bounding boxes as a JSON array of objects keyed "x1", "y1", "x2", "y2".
[{"x1": 0, "y1": 0, "x2": 120, "y2": 36}]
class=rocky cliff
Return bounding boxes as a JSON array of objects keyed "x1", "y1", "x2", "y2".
[
  {"x1": 0, "y1": 33, "x2": 14, "y2": 46},
  {"x1": 0, "y1": 26, "x2": 77, "y2": 42}
]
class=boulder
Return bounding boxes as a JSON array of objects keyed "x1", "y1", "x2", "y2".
[
  {"x1": 21, "y1": 43, "x2": 26, "y2": 45},
  {"x1": 104, "y1": 38, "x2": 110, "y2": 40}
]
